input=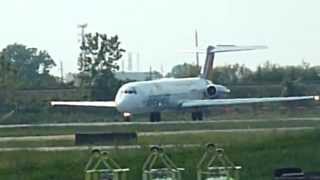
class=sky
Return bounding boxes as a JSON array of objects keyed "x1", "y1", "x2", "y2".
[{"x1": 1, "y1": 0, "x2": 319, "y2": 76}]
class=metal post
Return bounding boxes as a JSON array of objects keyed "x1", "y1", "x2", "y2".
[
  {"x1": 142, "y1": 146, "x2": 184, "y2": 180},
  {"x1": 84, "y1": 149, "x2": 129, "y2": 180},
  {"x1": 197, "y1": 144, "x2": 242, "y2": 180}
]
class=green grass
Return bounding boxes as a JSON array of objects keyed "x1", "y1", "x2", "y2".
[
  {"x1": 138, "y1": 129, "x2": 313, "y2": 145},
  {"x1": 0, "y1": 130, "x2": 319, "y2": 180},
  {"x1": 0, "y1": 129, "x2": 311, "y2": 148}
]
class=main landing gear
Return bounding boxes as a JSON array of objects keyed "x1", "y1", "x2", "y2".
[
  {"x1": 192, "y1": 111, "x2": 203, "y2": 121},
  {"x1": 150, "y1": 112, "x2": 161, "y2": 122}
]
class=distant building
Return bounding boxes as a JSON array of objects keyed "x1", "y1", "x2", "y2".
[
  {"x1": 114, "y1": 72, "x2": 162, "y2": 81},
  {"x1": 64, "y1": 72, "x2": 84, "y2": 87}
]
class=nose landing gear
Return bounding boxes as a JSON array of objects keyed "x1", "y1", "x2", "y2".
[{"x1": 123, "y1": 112, "x2": 131, "y2": 122}]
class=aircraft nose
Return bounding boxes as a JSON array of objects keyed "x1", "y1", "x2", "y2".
[{"x1": 116, "y1": 96, "x2": 131, "y2": 112}]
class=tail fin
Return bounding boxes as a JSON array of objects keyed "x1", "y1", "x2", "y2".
[
  {"x1": 201, "y1": 45, "x2": 267, "y2": 79},
  {"x1": 201, "y1": 46, "x2": 215, "y2": 79}
]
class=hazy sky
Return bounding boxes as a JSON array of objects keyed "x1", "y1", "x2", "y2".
[{"x1": 1, "y1": 0, "x2": 319, "y2": 76}]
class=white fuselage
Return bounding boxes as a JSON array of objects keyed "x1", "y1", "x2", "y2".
[{"x1": 115, "y1": 77, "x2": 227, "y2": 114}]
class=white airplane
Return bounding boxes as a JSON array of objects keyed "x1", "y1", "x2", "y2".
[{"x1": 51, "y1": 45, "x2": 319, "y2": 122}]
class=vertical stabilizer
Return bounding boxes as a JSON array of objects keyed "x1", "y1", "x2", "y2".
[
  {"x1": 200, "y1": 45, "x2": 267, "y2": 79},
  {"x1": 201, "y1": 46, "x2": 215, "y2": 79}
]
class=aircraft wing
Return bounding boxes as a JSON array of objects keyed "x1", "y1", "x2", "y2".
[
  {"x1": 50, "y1": 101, "x2": 116, "y2": 107},
  {"x1": 181, "y1": 96, "x2": 319, "y2": 108}
]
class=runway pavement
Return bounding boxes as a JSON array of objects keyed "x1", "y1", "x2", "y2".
[
  {"x1": 0, "y1": 144, "x2": 202, "y2": 152},
  {"x1": 0, "y1": 135, "x2": 74, "y2": 142},
  {"x1": 0, "y1": 117, "x2": 319, "y2": 129},
  {"x1": 0, "y1": 126, "x2": 315, "y2": 151},
  {"x1": 138, "y1": 126, "x2": 316, "y2": 136}
]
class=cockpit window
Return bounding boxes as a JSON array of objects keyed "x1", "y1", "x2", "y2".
[{"x1": 123, "y1": 87, "x2": 137, "y2": 94}]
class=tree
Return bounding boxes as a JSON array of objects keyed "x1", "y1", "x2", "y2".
[
  {"x1": 1, "y1": 43, "x2": 57, "y2": 88},
  {"x1": 91, "y1": 70, "x2": 123, "y2": 100},
  {"x1": 251, "y1": 61, "x2": 285, "y2": 83},
  {"x1": 281, "y1": 79, "x2": 305, "y2": 97},
  {"x1": 0, "y1": 52, "x2": 17, "y2": 106},
  {"x1": 167, "y1": 63, "x2": 201, "y2": 78},
  {"x1": 78, "y1": 33, "x2": 125, "y2": 78},
  {"x1": 78, "y1": 32, "x2": 125, "y2": 100},
  {"x1": 0, "y1": 52, "x2": 16, "y2": 89},
  {"x1": 209, "y1": 64, "x2": 253, "y2": 84}
]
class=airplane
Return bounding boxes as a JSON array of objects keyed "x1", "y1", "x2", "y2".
[{"x1": 51, "y1": 45, "x2": 319, "y2": 122}]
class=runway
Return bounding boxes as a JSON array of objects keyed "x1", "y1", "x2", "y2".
[
  {"x1": 0, "y1": 126, "x2": 315, "y2": 142},
  {"x1": 139, "y1": 126, "x2": 316, "y2": 136},
  {"x1": 0, "y1": 144, "x2": 202, "y2": 152},
  {"x1": 0, "y1": 135, "x2": 73, "y2": 142},
  {"x1": 0, "y1": 126, "x2": 315, "y2": 151},
  {"x1": 0, "y1": 117, "x2": 319, "y2": 129}
]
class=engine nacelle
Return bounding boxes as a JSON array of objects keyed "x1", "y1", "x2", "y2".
[{"x1": 206, "y1": 84, "x2": 230, "y2": 99}]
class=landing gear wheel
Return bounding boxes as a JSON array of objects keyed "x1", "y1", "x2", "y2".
[
  {"x1": 124, "y1": 116, "x2": 131, "y2": 122},
  {"x1": 192, "y1": 112, "x2": 197, "y2": 121},
  {"x1": 198, "y1": 111, "x2": 203, "y2": 120},
  {"x1": 123, "y1": 113, "x2": 131, "y2": 122},
  {"x1": 150, "y1": 112, "x2": 161, "y2": 122},
  {"x1": 123, "y1": 114, "x2": 131, "y2": 122},
  {"x1": 191, "y1": 111, "x2": 203, "y2": 121}
]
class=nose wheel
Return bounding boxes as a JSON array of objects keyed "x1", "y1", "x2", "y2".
[
  {"x1": 123, "y1": 112, "x2": 131, "y2": 122},
  {"x1": 150, "y1": 112, "x2": 161, "y2": 122}
]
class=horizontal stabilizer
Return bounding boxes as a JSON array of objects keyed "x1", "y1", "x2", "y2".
[
  {"x1": 51, "y1": 101, "x2": 116, "y2": 107},
  {"x1": 181, "y1": 96, "x2": 318, "y2": 108},
  {"x1": 211, "y1": 45, "x2": 267, "y2": 53},
  {"x1": 179, "y1": 45, "x2": 267, "y2": 54}
]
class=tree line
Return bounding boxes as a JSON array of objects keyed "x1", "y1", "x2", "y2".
[
  {"x1": 168, "y1": 61, "x2": 320, "y2": 85},
  {"x1": 0, "y1": 32, "x2": 126, "y2": 109},
  {"x1": 0, "y1": 44, "x2": 59, "y2": 90}
]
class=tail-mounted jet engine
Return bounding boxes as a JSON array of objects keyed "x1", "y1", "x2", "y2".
[
  {"x1": 207, "y1": 85, "x2": 217, "y2": 97},
  {"x1": 206, "y1": 85, "x2": 230, "y2": 99}
]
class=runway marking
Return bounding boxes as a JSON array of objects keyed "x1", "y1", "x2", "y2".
[{"x1": 0, "y1": 117, "x2": 319, "y2": 129}]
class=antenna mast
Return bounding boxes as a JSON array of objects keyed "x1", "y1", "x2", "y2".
[
  {"x1": 77, "y1": 23, "x2": 88, "y2": 67},
  {"x1": 195, "y1": 30, "x2": 199, "y2": 67},
  {"x1": 78, "y1": 23, "x2": 88, "y2": 45},
  {"x1": 60, "y1": 61, "x2": 64, "y2": 83}
]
